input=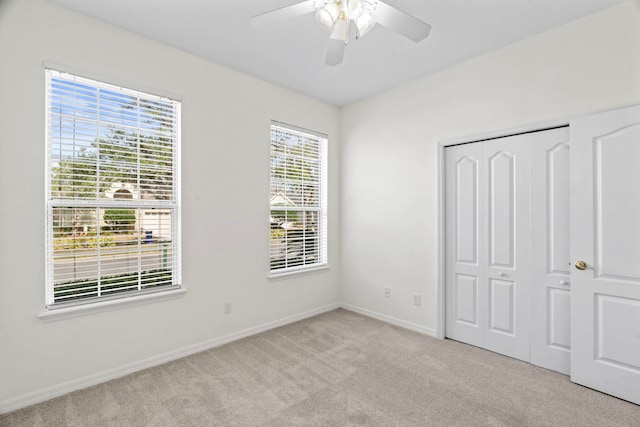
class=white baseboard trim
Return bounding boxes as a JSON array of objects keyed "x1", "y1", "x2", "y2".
[
  {"x1": 340, "y1": 303, "x2": 437, "y2": 337},
  {"x1": 1, "y1": 302, "x2": 436, "y2": 414},
  {"x1": 0, "y1": 302, "x2": 340, "y2": 415}
]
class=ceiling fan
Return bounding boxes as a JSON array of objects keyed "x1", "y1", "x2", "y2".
[{"x1": 250, "y1": 0, "x2": 431, "y2": 66}]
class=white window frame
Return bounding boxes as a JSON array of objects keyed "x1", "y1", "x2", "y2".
[
  {"x1": 269, "y1": 121, "x2": 328, "y2": 276},
  {"x1": 44, "y1": 68, "x2": 182, "y2": 309}
]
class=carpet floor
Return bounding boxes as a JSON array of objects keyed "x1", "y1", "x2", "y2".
[{"x1": 1, "y1": 308, "x2": 639, "y2": 426}]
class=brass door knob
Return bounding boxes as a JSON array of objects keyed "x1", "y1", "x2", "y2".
[{"x1": 575, "y1": 260, "x2": 587, "y2": 270}]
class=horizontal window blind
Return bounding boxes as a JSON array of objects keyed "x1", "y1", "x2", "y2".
[
  {"x1": 45, "y1": 69, "x2": 181, "y2": 307},
  {"x1": 270, "y1": 122, "x2": 327, "y2": 273}
]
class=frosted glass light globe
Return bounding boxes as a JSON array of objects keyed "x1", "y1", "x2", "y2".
[
  {"x1": 330, "y1": 18, "x2": 348, "y2": 42},
  {"x1": 344, "y1": 0, "x2": 364, "y2": 20},
  {"x1": 355, "y1": 12, "x2": 376, "y2": 37},
  {"x1": 316, "y1": 3, "x2": 340, "y2": 31}
]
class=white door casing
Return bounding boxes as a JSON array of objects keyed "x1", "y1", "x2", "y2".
[{"x1": 570, "y1": 104, "x2": 640, "y2": 405}]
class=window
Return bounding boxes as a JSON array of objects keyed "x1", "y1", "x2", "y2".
[
  {"x1": 45, "y1": 69, "x2": 181, "y2": 307},
  {"x1": 270, "y1": 122, "x2": 327, "y2": 274}
]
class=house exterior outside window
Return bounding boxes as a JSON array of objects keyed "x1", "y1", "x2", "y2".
[
  {"x1": 45, "y1": 69, "x2": 181, "y2": 307},
  {"x1": 269, "y1": 122, "x2": 328, "y2": 274}
]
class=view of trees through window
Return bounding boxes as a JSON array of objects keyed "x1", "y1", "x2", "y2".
[
  {"x1": 46, "y1": 70, "x2": 180, "y2": 305},
  {"x1": 270, "y1": 123, "x2": 327, "y2": 272}
]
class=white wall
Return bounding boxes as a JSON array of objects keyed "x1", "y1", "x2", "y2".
[
  {"x1": 0, "y1": 0, "x2": 341, "y2": 409},
  {"x1": 340, "y1": 0, "x2": 640, "y2": 334}
]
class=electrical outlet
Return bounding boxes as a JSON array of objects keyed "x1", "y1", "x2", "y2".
[
  {"x1": 224, "y1": 301, "x2": 232, "y2": 314},
  {"x1": 412, "y1": 293, "x2": 421, "y2": 306},
  {"x1": 384, "y1": 287, "x2": 391, "y2": 298}
]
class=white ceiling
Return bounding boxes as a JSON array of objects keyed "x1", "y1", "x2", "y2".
[{"x1": 47, "y1": 0, "x2": 626, "y2": 106}]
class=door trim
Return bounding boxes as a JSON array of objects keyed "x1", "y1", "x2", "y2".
[{"x1": 436, "y1": 119, "x2": 569, "y2": 339}]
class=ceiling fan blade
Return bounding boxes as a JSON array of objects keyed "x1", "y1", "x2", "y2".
[
  {"x1": 325, "y1": 39, "x2": 345, "y2": 66},
  {"x1": 250, "y1": 0, "x2": 322, "y2": 26},
  {"x1": 370, "y1": 1, "x2": 431, "y2": 42}
]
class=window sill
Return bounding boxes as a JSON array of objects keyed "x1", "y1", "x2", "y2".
[
  {"x1": 38, "y1": 288, "x2": 187, "y2": 322},
  {"x1": 268, "y1": 264, "x2": 330, "y2": 281}
]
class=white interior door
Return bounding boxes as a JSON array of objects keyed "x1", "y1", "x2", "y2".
[
  {"x1": 530, "y1": 127, "x2": 571, "y2": 374},
  {"x1": 445, "y1": 133, "x2": 532, "y2": 362},
  {"x1": 570, "y1": 104, "x2": 640, "y2": 405}
]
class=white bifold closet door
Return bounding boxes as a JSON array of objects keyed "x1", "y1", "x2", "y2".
[
  {"x1": 445, "y1": 127, "x2": 570, "y2": 374},
  {"x1": 530, "y1": 131, "x2": 571, "y2": 374}
]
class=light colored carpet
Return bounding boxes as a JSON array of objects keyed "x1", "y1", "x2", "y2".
[{"x1": 1, "y1": 308, "x2": 639, "y2": 426}]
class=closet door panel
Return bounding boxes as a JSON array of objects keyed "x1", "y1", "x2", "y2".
[
  {"x1": 548, "y1": 288, "x2": 571, "y2": 350},
  {"x1": 488, "y1": 278, "x2": 515, "y2": 334},
  {"x1": 482, "y1": 136, "x2": 531, "y2": 362},
  {"x1": 446, "y1": 144, "x2": 484, "y2": 346},
  {"x1": 456, "y1": 156, "x2": 479, "y2": 265},
  {"x1": 488, "y1": 151, "x2": 516, "y2": 269},
  {"x1": 455, "y1": 274, "x2": 479, "y2": 325},
  {"x1": 530, "y1": 128, "x2": 571, "y2": 374},
  {"x1": 547, "y1": 143, "x2": 571, "y2": 274}
]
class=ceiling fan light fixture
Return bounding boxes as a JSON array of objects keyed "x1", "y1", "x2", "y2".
[
  {"x1": 344, "y1": 0, "x2": 364, "y2": 20},
  {"x1": 330, "y1": 17, "x2": 349, "y2": 43},
  {"x1": 316, "y1": 3, "x2": 340, "y2": 31},
  {"x1": 355, "y1": 12, "x2": 376, "y2": 38},
  {"x1": 252, "y1": 0, "x2": 432, "y2": 66}
]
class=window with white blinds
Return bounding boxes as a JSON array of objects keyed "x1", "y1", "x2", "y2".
[
  {"x1": 45, "y1": 69, "x2": 181, "y2": 307},
  {"x1": 270, "y1": 122, "x2": 327, "y2": 274}
]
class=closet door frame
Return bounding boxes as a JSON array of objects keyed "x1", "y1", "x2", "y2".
[{"x1": 436, "y1": 119, "x2": 570, "y2": 340}]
